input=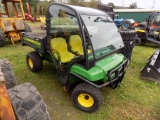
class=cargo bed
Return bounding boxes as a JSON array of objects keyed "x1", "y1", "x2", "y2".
[
  {"x1": 22, "y1": 32, "x2": 47, "y2": 53},
  {"x1": 23, "y1": 32, "x2": 46, "y2": 40}
]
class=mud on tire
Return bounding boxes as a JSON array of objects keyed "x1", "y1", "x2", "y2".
[
  {"x1": 8, "y1": 83, "x2": 50, "y2": 120},
  {"x1": 0, "y1": 59, "x2": 16, "y2": 89}
]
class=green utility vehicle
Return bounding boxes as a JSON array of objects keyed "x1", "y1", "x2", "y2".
[{"x1": 22, "y1": 2, "x2": 131, "y2": 112}]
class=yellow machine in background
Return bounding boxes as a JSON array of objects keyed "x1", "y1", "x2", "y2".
[{"x1": 0, "y1": 0, "x2": 31, "y2": 47}]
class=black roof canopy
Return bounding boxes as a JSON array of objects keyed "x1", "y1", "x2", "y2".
[
  {"x1": 50, "y1": 2, "x2": 108, "y2": 16},
  {"x1": 68, "y1": 5, "x2": 107, "y2": 16}
]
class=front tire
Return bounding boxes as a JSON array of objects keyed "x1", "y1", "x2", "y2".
[
  {"x1": 8, "y1": 83, "x2": 50, "y2": 120},
  {"x1": 72, "y1": 83, "x2": 102, "y2": 112},
  {"x1": 109, "y1": 77, "x2": 123, "y2": 89},
  {"x1": 26, "y1": 51, "x2": 43, "y2": 72},
  {"x1": 0, "y1": 59, "x2": 16, "y2": 89}
]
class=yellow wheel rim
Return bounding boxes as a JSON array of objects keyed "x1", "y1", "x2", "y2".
[
  {"x1": 78, "y1": 93, "x2": 94, "y2": 108},
  {"x1": 28, "y1": 58, "x2": 33, "y2": 68}
]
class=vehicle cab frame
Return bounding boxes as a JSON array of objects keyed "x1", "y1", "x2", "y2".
[{"x1": 22, "y1": 2, "x2": 129, "y2": 112}]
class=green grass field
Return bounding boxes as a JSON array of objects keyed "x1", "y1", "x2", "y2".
[{"x1": 0, "y1": 23, "x2": 160, "y2": 120}]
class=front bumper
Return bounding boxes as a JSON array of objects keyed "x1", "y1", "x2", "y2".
[{"x1": 70, "y1": 59, "x2": 129, "y2": 88}]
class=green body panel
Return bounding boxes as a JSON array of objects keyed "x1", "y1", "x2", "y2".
[
  {"x1": 70, "y1": 53, "x2": 124, "y2": 82},
  {"x1": 44, "y1": 52, "x2": 53, "y2": 62},
  {"x1": 23, "y1": 37, "x2": 41, "y2": 49},
  {"x1": 44, "y1": 52, "x2": 56, "y2": 67}
]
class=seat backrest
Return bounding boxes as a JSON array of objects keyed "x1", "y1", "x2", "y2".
[
  {"x1": 69, "y1": 35, "x2": 83, "y2": 54},
  {"x1": 51, "y1": 37, "x2": 76, "y2": 63},
  {"x1": 51, "y1": 37, "x2": 68, "y2": 55}
]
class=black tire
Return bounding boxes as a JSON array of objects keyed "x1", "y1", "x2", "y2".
[
  {"x1": 120, "y1": 29, "x2": 135, "y2": 60},
  {"x1": 0, "y1": 59, "x2": 16, "y2": 89},
  {"x1": 109, "y1": 77, "x2": 123, "y2": 89},
  {"x1": 26, "y1": 51, "x2": 43, "y2": 72},
  {"x1": 72, "y1": 83, "x2": 102, "y2": 112},
  {"x1": 121, "y1": 20, "x2": 132, "y2": 29},
  {"x1": 8, "y1": 83, "x2": 50, "y2": 120},
  {"x1": 137, "y1": 22, "x2": 147, "y2": 30},
  {"x1": 24, "y1": 22, "x2": 32, "y2": 32},
  {"x1": 0, "y1": 28, "x2": 6, "y2": 47},
  {"x1": 109, "y1": 81, "x2": 119, "y2": 89},
  {"x1": 134, "y1": 36, "x2": 142, "y2": 46}
]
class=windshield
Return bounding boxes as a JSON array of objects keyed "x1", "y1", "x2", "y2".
[{"x1": 81, "y1": 15, "x2": 124, "y2": 58}]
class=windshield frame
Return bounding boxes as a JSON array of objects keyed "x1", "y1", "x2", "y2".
[
  {"x1": 46, "y1": 3, "x2": 124, "y2": 70},
  {"x1": 80, "y1": 14, "x2": 124, "y2": 61}
]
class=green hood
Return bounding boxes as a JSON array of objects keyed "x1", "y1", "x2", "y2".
[{"x1": 70, "y1": 53, "x2": 125, "y2": 82}]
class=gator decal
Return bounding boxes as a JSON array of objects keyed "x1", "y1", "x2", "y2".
[{"x1": 23, "y1": 37, "x2": 41, "y2": 49}]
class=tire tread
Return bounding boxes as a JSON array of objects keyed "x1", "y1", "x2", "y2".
[
  {"x1": 8, "y1": 83, "x2": 50, "y2": 120},
  {"x1": 0, "y1": 59, "x2": 16, "y2": 89}
]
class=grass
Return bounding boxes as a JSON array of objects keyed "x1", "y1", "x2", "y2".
[{"x1": 0, "y1": 23, "x2": 160, "y2": 120}]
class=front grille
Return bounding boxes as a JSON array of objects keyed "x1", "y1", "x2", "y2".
[{"x1": 107, "y1": 60, "x2": 128, "y2": 82}]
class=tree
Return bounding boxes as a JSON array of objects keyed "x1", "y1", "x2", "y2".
[
  {"x1": 129, "y1": 2, "x2": 137, "y2": 9},
  {"x1": 56, "y1": 0, "x2": 65, "y2": 2},
  {"x1": 108, "y1": 2, "x2": 115, "y2": 8},
  {"x1": 87, "y1": 0, "x2": 97, "y2": 8},
  {"x1": 68, "y1": 0, "x2": 85, "y2": 6},
  {"x1": 22, "y1": 0, "x2": 39, "y2": 12},
  {"x1": 42, "y1": 0, "x2": 55, "y2": 14},
  {"x1": 68, "y1": 0, "x2": 98, "y2": 7}
]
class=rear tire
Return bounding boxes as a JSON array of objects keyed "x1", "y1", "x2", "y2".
[
  {"x1": 8, "y1": 83, "x2": 50, "y2": 120},
  {"x1": 0, "y1": 28, "x2": 6, "y2": 47},
  {"x1": 26, "y1": 51, "x2": 43, "y2": 72},
  {"x1": 72, "y1": 83, "x2": 102, "y2": 112},
  {"x1": 0, "y1": 59, "x2": 16, "y2": 89},
  {"x1": 24, "y1": 22, "x2": 32, "y2": 32}
]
